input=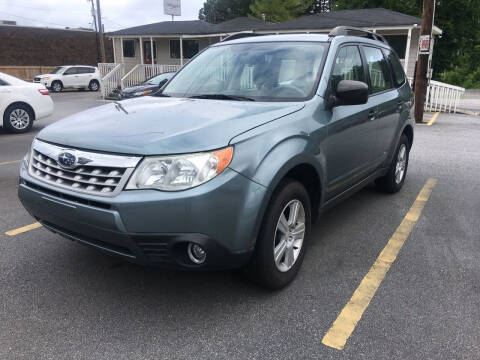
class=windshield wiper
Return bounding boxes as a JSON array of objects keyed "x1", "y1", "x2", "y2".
[
  {"x1": 153, "y1": 92, "x2": 171, "y2": 97},
  {"x1": 189, "y1": 94, "x2": 255, "y2": 101}
]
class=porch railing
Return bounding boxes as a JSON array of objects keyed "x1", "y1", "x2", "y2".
[
  {"x1": 121, "y1": 64, "x2": 182, "y2": 89},
  {"x1": 425, "y1": 80, "x2": 465, "y2": 113},
  {"x1": 100, "y1": 63, "x2": 124, "y2": 99},
  {"x1": 408, "y1": 77, "x2": 465, "y2": 113},
  {"x1": 98, "y1": 63, "x2": 116, "y2": 78}
]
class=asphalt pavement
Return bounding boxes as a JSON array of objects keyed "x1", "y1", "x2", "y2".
[{"x1": 0, "y1": 92, "x2": 479, "y2": 359}]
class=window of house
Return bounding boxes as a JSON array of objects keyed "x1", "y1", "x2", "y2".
[
  {"x1": 382, "y1": 35, "x2": 407, "y2": 59},
  {"x1": 330, "y1": 45, "x2": 365, "y2": 90},
  {"x1": 384, "y1": 49, "x2": 406, "y2": 87},
  {"x1": 363, "y1": 46, "x2": 393, "y2": 94},
  {"x1": 170, "y1": 39, "x2": 199, "y2": 59},
  {"x1": 123, "y1": 39, "x2": 135, "y2": 58}
]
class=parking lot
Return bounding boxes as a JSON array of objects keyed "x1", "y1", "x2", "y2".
[{"x1": 1, "y1": 92, "x2": 479, "y2": 359}]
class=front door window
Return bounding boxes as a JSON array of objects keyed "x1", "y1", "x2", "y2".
[{"x1": 143, "y1": 41, "x2": 157, "y2": 64}]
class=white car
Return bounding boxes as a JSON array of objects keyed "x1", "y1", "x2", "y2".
[
  {"x1": 34, "y1": 65, "x2": 101, "y2": 92},
  {"x1": 0, "y1": 72, "x2": 53, "y2": 133}
]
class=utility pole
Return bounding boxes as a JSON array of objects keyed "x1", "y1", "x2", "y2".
[
  {"x1": 96, "y1": 0, "x2": 106, "y2": 62},
  {"x1": 414, "y1": 0, "x2": 435, "y2": 123},
  {"x1": 88, "y1": 0, "x2": 100, "y2": 63}
]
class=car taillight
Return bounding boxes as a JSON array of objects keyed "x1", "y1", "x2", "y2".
[{"x1": 38, "y1": 89, "x2": 49, "y2": 95}]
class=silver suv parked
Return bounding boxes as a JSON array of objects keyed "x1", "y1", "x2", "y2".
[{"x1": 19, "y1": 28, "x2": 414, "y2": 289}]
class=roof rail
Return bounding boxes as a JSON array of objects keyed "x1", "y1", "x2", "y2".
[
  {"x1": 328, "y1": 26, "x2": 389, "y2": 45},
  {"x1": 221, "y1": 32, "x2": 265, "y2": 42}
]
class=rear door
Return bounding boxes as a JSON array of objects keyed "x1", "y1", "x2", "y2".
[
  {"x1": 361, "y1": 46, "x2": 400, "y2": 164},
  {"x1": 324, "y1": 44, "x2": 378, "y2": 198},
  {"x1": 78, "y1": 67, "x2": 95, "y2": 86},
  {"x1": 62, "y1": 67, "x2": 80, "y2": 87}
]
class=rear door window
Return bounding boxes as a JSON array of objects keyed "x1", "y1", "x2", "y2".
[
  {"x1": 363, "y1": 46, "x2": 393, "y2": 94},
  {"x1": 384, "y1": 49, "x2": 407, "y2": 87},
  {"x1": 330, "y1": 45, "x2": 366, "y2": 90},
  {"x1": 63, "y1": 67, "x2": 79, "y2": 75}
]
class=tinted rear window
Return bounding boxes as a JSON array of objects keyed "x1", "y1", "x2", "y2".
[{"x1": 384, "y1": 49, "x2": 406, "y2": 87}]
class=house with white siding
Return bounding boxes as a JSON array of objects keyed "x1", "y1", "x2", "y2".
[{"x1": 101, "y1": 8, "x2": 443, "y2": 99}]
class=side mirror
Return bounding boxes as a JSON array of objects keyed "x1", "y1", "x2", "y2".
[{"x1": 334, "y1": 80, "x2": 369, "y2": 107}]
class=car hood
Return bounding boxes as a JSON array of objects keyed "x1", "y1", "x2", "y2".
[
  {"x1": 37, "y1": 96, "x2": 304, "y2": 155},
  {"x1": 35, "y1": 74, "x2": 57, "y2": 79}
]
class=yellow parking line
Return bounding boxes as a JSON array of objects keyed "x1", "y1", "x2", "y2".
[
  {"x1": 5, "y1": 222, "x2": 42, "y2": 236},
  {"x1": 427, "y1": 112, "x2": 439, "y2": 126},
  {"x1": 0, "y1": 159, "x2": 21, "y2": 166},
  {"x1": 322, "y1": 178, "x2": 438, "y2": 350}
]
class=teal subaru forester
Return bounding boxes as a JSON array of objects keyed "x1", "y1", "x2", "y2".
[{"x1": 19, "y1": 27, "x2": 414, "y2": 289}]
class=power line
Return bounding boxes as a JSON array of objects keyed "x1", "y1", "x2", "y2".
[{"x1": 0, "y1": 10, "x2": 78, "y2": 28}]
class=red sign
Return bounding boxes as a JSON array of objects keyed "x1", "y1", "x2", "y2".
[{"x1": 419, "y1": 35, "x2": 431, "y2": 54}]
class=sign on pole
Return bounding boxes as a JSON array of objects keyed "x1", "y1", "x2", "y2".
[
  {"x1": 419, "y1": 35, "x2": 431, "y2": 54},
  {"x1": 164, "y1": 0, "x2": 181, "y2": 16}
]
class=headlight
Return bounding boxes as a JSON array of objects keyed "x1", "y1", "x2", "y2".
[{"x1": 126, "y1": 147, "x2": 233, "y2": 191}]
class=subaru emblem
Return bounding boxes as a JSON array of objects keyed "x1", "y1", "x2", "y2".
[{"x1": 57, "y1": 152, "x2": 76, "y2": 169}]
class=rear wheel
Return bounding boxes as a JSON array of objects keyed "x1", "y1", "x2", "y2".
[
  {"x1": 89, "y1": 80, "x2": 100, "y2": 91},
  {"x1": 244, "y1": 179, "x2": 311, "y2": 289},
  {"x1": 51, "y1": 80, "x2": 63, "y2": 92},
  {"x1": 3, "y1": 104, "x2": 34, "y2": 133},
  {"x1": 375, "y1": 134, "x2": 410, "y2": 193}
]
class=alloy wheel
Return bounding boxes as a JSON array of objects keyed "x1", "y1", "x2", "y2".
[
  {"x1": 9, "y1": 109, "x2": 30, "y2": 130},
  {"x1": 273, "y1": 199, "x2": 306, "y2": 272},
  {"x1": 395, "y1": 144, "x2": 407, "y2": 184}
]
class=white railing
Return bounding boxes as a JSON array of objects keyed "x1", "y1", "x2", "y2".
[
  {"x1": 408, "y1": 77, "x2": 465, "y2": 113},
  {"x1": 101, "y1": 63, "x2": 124, "y2": 99},
  {"x1": 425, "y1": 80, "x2": 465, "y2": 113},
  {"x1": 98, "y1": 63, "x2": 115, "y2": 78},
  {"x1": 121, "y1": 64, "x2": 181, "y2": 89}
]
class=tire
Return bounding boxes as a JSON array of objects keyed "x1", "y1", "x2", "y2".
[
  {"x1": 51, "y1": 80, "x2": 63, "y2": 92},
  {"x1": 3, "y1": 103, "x2": 34, "y2": 133},
  {"x1": 89, "y1": 80, "x2": 100, "y2": 92},
  {"x1": 375, "y1": 134, "x2": 410, "y2": 193},
  {"x1": 244, "y1": 179, "x2": 311, "y2": 290}
]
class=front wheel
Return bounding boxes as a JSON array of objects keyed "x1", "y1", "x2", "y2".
[
  {"x1": 375, "y1": 134, "x2": 410, "y2": 193},
  {"x1": 244, "y1": 179, "x2": 311, "y2": 289},
  {"x1": 51, "y1": 80, "x2": 63, "y2": 92}
]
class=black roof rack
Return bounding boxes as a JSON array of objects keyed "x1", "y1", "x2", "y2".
[
  {"x1": 221, "y1": 32, "x2": 265, "y2": 42},
  {"x1": 328, "y1": 26, "x2": 389, "y2": 45}
]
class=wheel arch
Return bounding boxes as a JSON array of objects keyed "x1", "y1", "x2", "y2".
[{"x1": 4, "y1": 101, "x2": 36, "y2": 121}]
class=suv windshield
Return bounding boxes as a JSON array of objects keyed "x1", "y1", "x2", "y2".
[
  {"x1": 162, "y1": 42, "x2": 328, "y2": 102},
  {"x1": 49, "y1": 66, "x2": 65, "y2": 74}
]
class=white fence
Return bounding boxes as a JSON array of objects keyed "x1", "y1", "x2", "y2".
[
  {"x1": 408, "y1": 78, "x2": 465, "y2": 113},
  {"x1": 98, "y1": 63, "x2": 116, "y2": 78},
  {"x1": 425, "y1": 80, "x2": 465, "y2": 113},
  {"x1": 120, "y1": 64, "x2": 181, "y2": 89},
  {"x1": 100, "y1": 63, "x2": 124, "y2": 99}
]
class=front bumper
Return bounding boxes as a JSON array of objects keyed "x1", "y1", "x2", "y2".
[{"x1": 18, "y1": 161, "x2": 267, "y2": 269}]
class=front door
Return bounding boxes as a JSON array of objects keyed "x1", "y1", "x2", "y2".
[
  {"x1": 143, "y1": 41, "x2": 157, "y2": 64},
  {"x1": 62, "y1": 67, "x2": 81, "y2": 87},
  {"x1": 324, "y1": 45, "x2": 378, "y2": 199}
]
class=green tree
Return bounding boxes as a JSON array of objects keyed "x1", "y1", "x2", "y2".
[
  {"x1": 249, "y1": 0, "x2": 313, "y2": 22},
  {"x1": 199, "y1": 0, "x2": 252, "y2": 23},
  {"x1": 334, "y1": 0, "x2": 480, "y2": 88}
]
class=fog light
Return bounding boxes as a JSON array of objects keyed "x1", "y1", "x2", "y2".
[{"x1": 187, "y1": 243, "x2": 206, "y2": 264}]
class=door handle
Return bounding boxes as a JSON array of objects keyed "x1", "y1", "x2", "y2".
[{"x1": 368, "y1": 110, "x2": 377, "y2": 121}]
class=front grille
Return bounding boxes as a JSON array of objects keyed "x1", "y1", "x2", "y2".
[
  {"x1": 29, "y1": 139, "x2": 141, "y2": 197},
  {"x1": 34, "y1": 77, "x2": 40, "y2": 82}
]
